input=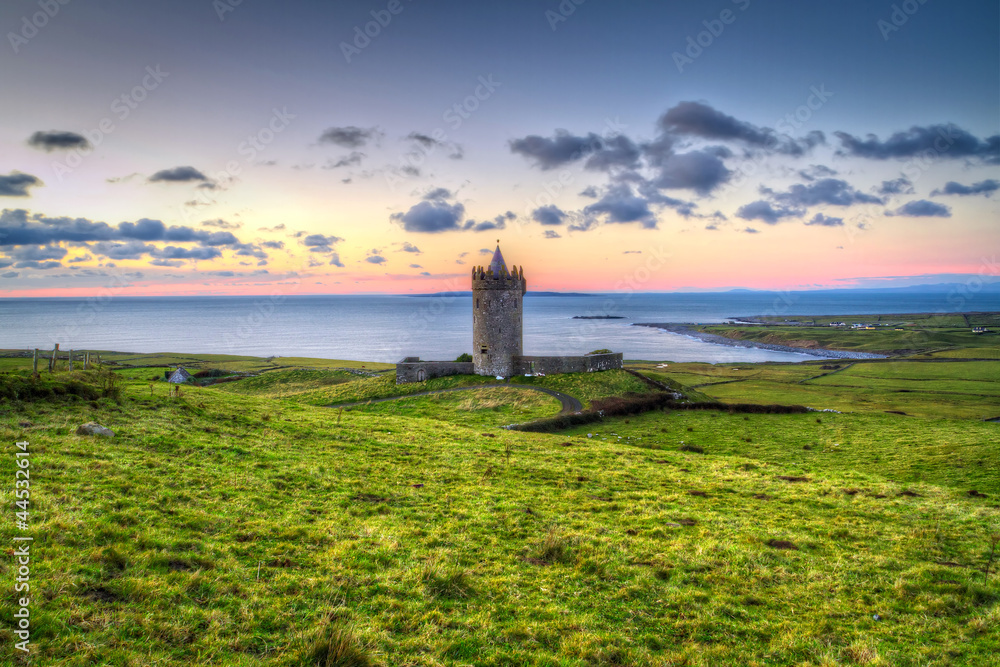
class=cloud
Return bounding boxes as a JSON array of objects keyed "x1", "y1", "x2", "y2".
[
  {"x1": 462, "y1": 211, "x2": 516, "y2": 232},
  {"x1": 930, "y1": 179, "x2": 999, "y2": 197},
  {"x1": 302, "y1": 234, "x2": 344, "y2": 253},
  {"x1": 0, "y1": 173, "x2": 42, "y2": 197},
  {"x1": 532, "y1": 205, "x2": 568, "y2": 226},
  {"x1": 8, "y1": 245, "x2": 67, "y2": 261},
  {"x1": 391, "y1": 200, "x2": 465, "y2": 233},
  {"x1": 260, "y1": 240, "x2": 285, "y2": 249},
  {"x1": 651, "y1": 150, "x2": 731, "y2": 194},
  {"x1": 148, "y1": 166, "x2": 209, "y2": 183},
  {"x1": 27, "y1": 130, "x2": 91, "y2": 152},
  {"x1": 151, "y1": 246, "x2": 224, "y2": 260},
  {"x1": 318, "y1": 126, "x2": 381, "y2": 148},
  {"x1": 150, "y1": 259, "x2": 183, "y2": 267},
  {"x1": 1, "y1": 271, "x2": 18, "y2": 278},
  {"x1": 409, "y1": 263, "x2": 422, "y2": 268},
  {"x1": 201, "y1": 218, "x2": 242, "y2": 230},
  {"x1": 834, "y1": 124, "x2": 999, "y2": 163},
  {"x1": 585, "y1": 134, "x2": 642, "y2": 171},
  {"x1": 13, "y1": 260, "x2": 61, "y2": 270},
  {"x1": 743, "y1": 227, "x2": 760, "y2": 234},
  {"x1": 398, "y1": 242, "x2": 421, "y2": 253},
  {"x1": 579, "y1": 186, "x2": 599, "y2": 198},
  {"x1": 735, "y1": 200, "x2": 803, "y2": 224},
  {"x1": 798, "y1": 165, "x2": 838, "y2": 181},
  {"x1": 366, "y1": 255, "x2": 386, "y2": 264},
  {"x1": 804, "y1": 213, "x2": 844, "y2": 227},
  {"x1": 509, "y1": 130, "x2": 603, "y2": 169},
  {"x1": 423, "y1": 187, "x2": 453, "y2": 201},
  {"x1": 877, "y1": 177, "x2": 915, "y2": 196},
  {"x1": 887, "y1": 200, "x2": 952, "y2": 218},
  {"x1": 258, "y1": 223, "x2": 286, "y2": 232},
  {"x1": 324, "y1": 152, "x2": 366, "y2": 169},
  {"x1": 763, "y1": 178, "x2": 883, "y2": 207},
  {"x1": 658, "y1": 101, "x2": 823, "y2": 156},
  {"x1": 329, "y1": 253, "x2": 345, "y2": 267},
  {"x1": 584, "y1": 185, "x2": 657, "y2": 228}
]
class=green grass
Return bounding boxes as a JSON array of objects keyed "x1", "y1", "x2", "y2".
[{"x1": 0, "y1": 353, "x2": 997, "y2": 666}]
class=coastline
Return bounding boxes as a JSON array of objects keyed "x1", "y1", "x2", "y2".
[{"x1": 634, "y1": 323, "x2": 889, "y2": 360}]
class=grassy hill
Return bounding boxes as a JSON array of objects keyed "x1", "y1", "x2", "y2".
[{"x1": 0, "y1": 354, "x2": 997, "y2": 666}]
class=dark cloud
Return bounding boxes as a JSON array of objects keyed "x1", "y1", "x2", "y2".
[
  {"x1": 13, "y1": 260, "x2": 61, "y2": 269},
  {"x1": 463, "y1": 212, "x2": 514, "y2": 232},
  {"x1": 736, "y1": 201, "x2": 803, "y2": 224},
  {"x1": 329, "y1": 253, "x2": 345, "y2": 267},
  {"x1": 509, "y1": 130, "x2": 603, "y2": 169},
  {"x1": 399, "y1": 242, "x2": 421, "y2": 253},
  {"x1": 8, "y1": 245, "x2": 67, "y2": 261},
  {"x1": 743, "y1": 227, "x2": 760, "y2": 234},
  {"x1": 1, "y1": 271, "x2": 18, "y2": 278},
  {"x1": 150, "y1": 259, "x2": 183, "y2": 267},
  {"x1": 763, "y1": 178, "x2": 883, "y2": 207},
  {"x1": 366, "y1": 255, "x2": 387, "y2": 264},
  {"x1": 877, "y1": 177, "x2": 915, "y2": 196},
  {"x1": 90, "y1": 241, "x2": 156, "y2": 260},
  {"x1": 804, "y1": 213, "x2": 844, "y2": 227},
  {"x1": 583, "y1": 185, "x2": 657, "y2": 228},
  {"x1": 834, "y1": 124, "x2": 999, "y2": 163},
  {"x1": 798, "y1": 165, "x2": 838, "y2": 181},
  {"x1": 532, "y1": 205, "x2": 568, "y2": 226},
  {"x1": 0, "y1": 210, "x2": 250, "y2": 251},
  {"x1": 659, "y1": 101, "x2": 823, "y2": 156},
  {"x1": 151, "y1": 246, "x2": 224, "y2": 260},
  {"x1": 887, "y1": 200, "x2": 952, "y2": 218},
  {"x1": 324, "y1": 152, "x2": 366, "y2": 169},
  {"x1": 409, "y1": 263, "x2": 422, "y2": 268},
  {"x1": 318, "y1": 126, "x2": 381, "y2": 148},
  {"x1": 207, "y1": 271, "x2": 236, "y2": 277},
  {"x1": 651, "y1": 150, "x2": 731, "y2": 194},
  {"x1": 201, "y1": 218, "x2": 242, "y2": 230},
  {"x1": 0, "y1": 173, "x2": 42, "y2": 197},
  {"x1": 930, "y1": 179, "x2": 999, "y2": 197},
  {"x1": 585, "y1": 134, "x2": 642, "y2": 171},
  {"x1": 705, "y1": 224, "x2": 719, "y2": 231},
  {"x1": 258, "y1": 224, "x2": 286, "y2": 232},
  {"x1": 148, "y1": 166, "x2": 208, "y2": 183},
  {"x1": 579, "y1": 186, "x2": 599, "y2": 198},
  {"x1": 423, "y1": 187, "x2": 453, "y2": 201},
  {"x1": 302, "y1": 234, "x2": 344, "y2": 254},
  {"x1": 27, "y1": 131, "x2": 90, "y2": 152},
  {"x1": 260, "y1": 240, "x2": 285, "y2": 249},
  {"x1": 391, "y1": 200, "x2": 465, "y2": 233}
]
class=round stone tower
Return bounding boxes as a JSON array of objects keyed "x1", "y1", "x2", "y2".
[{"x1": 472, "y1": 244, "x2": 526, "y2": 377}]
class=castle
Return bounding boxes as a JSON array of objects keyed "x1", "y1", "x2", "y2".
[{"x1": 396, "y1": 244, "x2": 623, "y2": 383}]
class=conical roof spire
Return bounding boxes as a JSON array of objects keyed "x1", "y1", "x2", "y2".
[{"x1": 488, "y1": 242, "x2": 507, "y2": 275}]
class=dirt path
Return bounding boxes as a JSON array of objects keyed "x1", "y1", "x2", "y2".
[{"x1": 325, "y1": 384, "x2": 584, "y2": 415}]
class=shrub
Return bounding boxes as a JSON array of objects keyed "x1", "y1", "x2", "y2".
[{"x1": 455, "y1": 353, "x2": 473, "y2": 362}]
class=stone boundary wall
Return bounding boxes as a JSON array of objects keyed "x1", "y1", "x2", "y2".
[
  {"x1": 396, "y1": 353, "x2": 622, "y2": 383},
  {"x1": 395, "y1": 360, "x2": 474, "y2": 384},
  {"x1": 513, "y1": 352, "x2": 623, "y2": 375}
]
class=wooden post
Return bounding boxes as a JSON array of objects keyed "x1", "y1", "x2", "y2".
[
  {"x1": 32, "y1": 349, "x2": 38, "y2": 374},
  {"x1": 84, "y1": 351, "x2": 90, "y2": 369},
  {"x1": 69, "y1": 350, "x2": 74, "y2": 372},
  {"x1": 50, "y1": 344, "x2": 59, "y2": 372}
]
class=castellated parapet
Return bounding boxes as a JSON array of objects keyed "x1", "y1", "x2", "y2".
[{"x1": 472, "y1": 247, "x2": 526, "y2": 377}]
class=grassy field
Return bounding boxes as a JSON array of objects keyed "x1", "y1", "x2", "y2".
[
  {"x1": 0, "y1": 349, "x2": 997, "y2": 666},
  {"x1": 695, "y1": 311, "x2": 1000, "y2": 355}
]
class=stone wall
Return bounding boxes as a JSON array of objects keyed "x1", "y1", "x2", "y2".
[
  {"x1": 512, "y1": 352, "x2": 623, "y2": 375},
  {"x1": 395, "y1": 360, "x2": 474, "y2": 384}
]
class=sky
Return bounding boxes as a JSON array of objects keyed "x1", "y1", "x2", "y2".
[{"x1": 0, "y1": 0, "x2": 997, "y2": 296}]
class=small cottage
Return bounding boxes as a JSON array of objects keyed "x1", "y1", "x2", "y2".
[{"x1": 166, "y1": 367, "x2": 194, "y2": 383}]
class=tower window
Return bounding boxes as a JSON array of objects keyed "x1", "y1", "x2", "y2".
[
  {"x1": 480, "y1": 346, "x2": 488, "y2": 354},
  {"x1": 476, "y1": 298, "x2": 479, "y2": 309}
]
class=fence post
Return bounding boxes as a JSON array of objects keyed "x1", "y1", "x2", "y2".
[{"x1": 50, "y1": 344, "x2": 59, "y2": 372}]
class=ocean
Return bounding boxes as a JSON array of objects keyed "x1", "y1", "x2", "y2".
[{"x1": 2, "y1": 290, "x2": 998, "y2": 364}]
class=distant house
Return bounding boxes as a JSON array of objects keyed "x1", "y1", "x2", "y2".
[
  {"x1": 167, "y1": 367, "x2": 193, "y2": 383},
  {"x1": 972, "y1": 327, "x2": 990, "y2": 334}
]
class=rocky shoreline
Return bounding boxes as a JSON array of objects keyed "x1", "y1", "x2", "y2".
[{"x1": 634, "y1": 323, "x2": 889, "y2": 360}]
